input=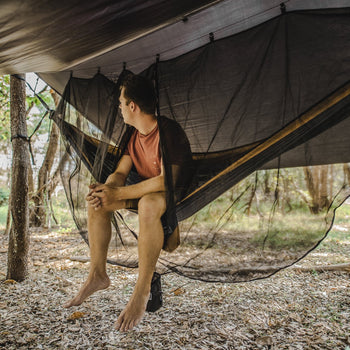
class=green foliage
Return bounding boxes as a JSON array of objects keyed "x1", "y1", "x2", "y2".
[
  {"x1": 251, "y1": 221, "x2": 324, "y2": 250},
  {"x1": 0, "y1": 188, "x2": 9, "y2": 206},
  {"x1": 0, "y1": 75, "x2": 10, "y2": 144},
  {"x1": 0, "y1": 74, "x2": 55, "y2": 156},
  {"x1": 26, "y1": 89, "x2": 54, "y2": 135},
  {"x1": 0, "y1": 206, "x2": 7, "y2": 228}
]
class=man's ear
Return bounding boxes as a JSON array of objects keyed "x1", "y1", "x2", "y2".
[{"x1": 129, "y1": 101, "x2": 135, "y2": 112}]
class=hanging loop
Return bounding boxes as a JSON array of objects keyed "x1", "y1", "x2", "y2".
[
  {"x1": 155, "y1": 54, "x2": 161, "y2": 117},
  {"x1": 209, "y1": 32, "x2": 215, "y2": 43},
  {"x1": 280, "y1": 3, "x2": 286, "y2": 14}
]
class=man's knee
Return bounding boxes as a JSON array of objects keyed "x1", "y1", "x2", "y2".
[
  {"x1": 88, "y1": 205, "x2": 112, "y2": 221},
  {"x1": 138, "y1": 193, "x2": 166, "y2": 223}
]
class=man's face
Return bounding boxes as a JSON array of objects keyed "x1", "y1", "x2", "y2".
[{"x1": 119, "y1": 87, "x2": 132, "y2": 124}]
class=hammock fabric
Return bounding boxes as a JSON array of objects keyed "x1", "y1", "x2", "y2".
[{"x1": 52, "y1": 7, "x2": 350, "y2": 282}]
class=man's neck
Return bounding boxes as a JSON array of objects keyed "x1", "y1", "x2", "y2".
[{"x1": 136, "y1": 114, "x2": 158, "y2": 135}]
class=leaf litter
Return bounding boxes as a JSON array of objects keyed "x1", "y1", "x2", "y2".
[{"x1": 0, "y1": 226, "x2": 349, "y2": 349}]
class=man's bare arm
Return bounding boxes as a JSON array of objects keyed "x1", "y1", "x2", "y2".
[
  {"x1": 95, "y1": 164, "x2": 165, "y2": 201},
  {"x1": 86, "y1": 155, "x2": 133, "y2": 209},
  {"x1": 105, "y1": 155, "x2": 133, "y2": 186},
  {"x1": 102, "y1": 164, "x2": 180, "y2": 201},
  {"x1": 116, "y1": 173, "x2": 165, "y2": 200}
]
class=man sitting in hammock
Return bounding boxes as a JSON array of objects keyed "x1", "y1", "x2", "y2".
[{"x1": 63, "y1": 73, "x2": 194, "y2": 332}]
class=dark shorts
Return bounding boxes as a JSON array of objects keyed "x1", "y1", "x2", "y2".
[{"x1": 161, "y1": 209, "x2": 178, "y2": 248}]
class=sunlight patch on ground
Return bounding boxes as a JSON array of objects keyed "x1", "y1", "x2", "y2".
[{"x1": 332, "y1": 224, "x2": 349, "y2": 232}]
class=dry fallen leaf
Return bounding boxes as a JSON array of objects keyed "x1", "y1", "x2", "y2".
[
  {"x1": 67, "y1": 311, "x2": 85, "y2": 320},
  {"x1": 289, "y1": 312, "x2": 302, "y2": 323},
  {"x1": 255, "y1": 335, "x2": 273, "y2": 346},
  {"x1": 173, "y1": 288, "x2": 185, "y2": 296},
  {"x1": 3, "y1": 279, "x2": 16, "y2": 284}
]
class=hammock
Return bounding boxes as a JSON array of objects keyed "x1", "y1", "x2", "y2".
[
  {"x1": 52, "y1": 73, "x2": 350, "y2": 282},
  {"x1": 50, "y1": 8, "x2": 350, "y2": 282},
  {"x1": 53, "y1": 79, "x2": 350, "y2": 222}
]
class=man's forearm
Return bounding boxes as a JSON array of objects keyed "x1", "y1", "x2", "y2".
[{"x1": 118, "y1": 175, "x2": 165, "y2": 200}]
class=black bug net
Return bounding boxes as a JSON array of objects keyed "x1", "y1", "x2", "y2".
[{"x1": 52, "y1": 8, "x2": 350, "y2": 282}]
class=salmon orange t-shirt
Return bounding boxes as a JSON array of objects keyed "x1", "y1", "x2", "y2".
[
  {"x1": 124, "y1": 124, "x2": 161, "y2": 180},
  {"x1": 123, "y1": 116, "x2": 194, "y2": 200}
]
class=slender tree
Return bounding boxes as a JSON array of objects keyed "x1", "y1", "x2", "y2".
[
  {"x1": 344, "y1": 164, "x2": 350, "y2": 185},
  {"x1": 303, "y1": 165, "x2": 331, "y2": 214},
  {"x1": 7, "y1": 74, "x2": 30, "y2": 281},
  {"x1": 30, "y1": 90, "x2": 60, "y2": 227},
  {"x1": 31, "y1": 121, "x2": 59, "y2": 226}
]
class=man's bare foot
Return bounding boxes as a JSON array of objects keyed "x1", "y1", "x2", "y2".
[
  {"x1": 63, "y1": 273, "x2": 110, "y2": 308},
  {"x1": 115, "y1": 288, "x2": 150, "y2": 332}
]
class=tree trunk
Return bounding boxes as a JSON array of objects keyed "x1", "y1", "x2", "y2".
[
  {"x1": 281, "y1": 171, "x2": 292, "y2": 213},
  {"x1": 344, "y1": 164, "x2": 350, "y2": 185},
  {"x1": 7, "y1": 74, "x2": 29, "y2": 281},
  {"x1": 319, "y1": 165, "x2": 330, "y2": 209},
  {"x1": 31, "y1": 90, "x2": 60, "y2": 227},
  {"x1": 48, "y1": 150, "x2": 69, "y2": 199},
  {"x1": 303, "y1": 165, "x2": 331, "y2": 214},
  {"x1": 4, "y1": 191, "x2": 11, "y2": 236},
  {"x1": 31, "y1": 122, "x2": 60, "y2": 226}
]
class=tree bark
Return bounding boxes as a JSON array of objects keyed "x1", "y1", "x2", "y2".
[
  {"x1": 31, "y1": 122, "x2": 59, "y2": 226},
  {"x1": 31, "y1": 90, "x2": 60, "y2": 227},
  {"x1": 303, "y1": 165, "x2": 331, "y2": 214},
  {"x1": 344, "y1": 164, "x2": 350, "y2": 185},
  {"x1": 4, "y1": 191, "x2": 11, "y2": 236},
  {"x1": 319, "y1": 165, "x2": 330, "y2": 209},
  {"x1": 7, "y1": 74, "x2": 29, "y2": 281}
]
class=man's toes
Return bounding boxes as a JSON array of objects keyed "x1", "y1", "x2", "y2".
[
  {"x1": 115, "y1": 314, "x2": 124, "y2": 330},
  {"x1": 121, "y1": 320, "x2": 128, "y2": 332},
  {"x1": 63, "y1": 297, "x2": 80, "y2": 308},
  {"x1": 122, "y1": 318, "x2": 132, "y2": 332},
  {"x1": 129, "y1": 320, "x2": 137, "y2": 331},
  {"x1": 126, "y1": 320, "x2": 133, "y2": 331},
  {"x1": 63, "y1": 300, "x2": 73, "y2": 308}
]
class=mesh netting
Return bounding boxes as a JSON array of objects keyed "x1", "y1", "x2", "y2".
[{"x1": 52, "y1": 8, "x2": 350, "y2": 282}]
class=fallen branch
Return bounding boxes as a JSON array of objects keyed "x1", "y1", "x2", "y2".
[
  {"x1": 69, "y1": 256, "x2": 138, "y2": 268},
  {"x1": 68, "y1": 257, "x2": 350, "y2": 274},
  {"x1": 292, "y1": 262, "x2": 350, "y2": 272},
  {"x1": 160, "y1": 263, "x2": 350, "y2": 276},
  {"x1": 69, "y1": 256, "x2": 90, "y2": 263}
]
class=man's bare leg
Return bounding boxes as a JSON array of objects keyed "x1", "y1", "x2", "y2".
[
  {"x1": 64, "y1": 205, "x2": 118, "y2": 307},
  {"x1": 115, "y1": 192, "x2": 166, "y2": 332}
]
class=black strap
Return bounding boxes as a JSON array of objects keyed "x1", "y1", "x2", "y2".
[
  {"x1": 11, "y1": 134, "x2": 29, "y2": 142},
  {"x1": 155, "y1": 54, "x2": 161, "y2": 117},
  {"x1": 11, "y1": 134, "x2": 35, "y2": 164}
]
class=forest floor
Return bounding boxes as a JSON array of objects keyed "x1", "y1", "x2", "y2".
[{"x1": 0, "y1": 218, "x2": 350, "y2": 350}]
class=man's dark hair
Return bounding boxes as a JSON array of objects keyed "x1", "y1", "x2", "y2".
[{"x1": 121, "y1": 74, "x2": 157, "y2": 115}]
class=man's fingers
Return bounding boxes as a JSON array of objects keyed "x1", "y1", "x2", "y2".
[
  {"x1": 93, "y1": 183, "x2": 105, "y2": 192},
  {"x1": 88, "y1": 182, "x2": 101, "y2": 189},
  {"x1": 87, "y1": 183, "x2": 102, "y2": 198},
  {"x1": 86, "y1": 194, "x2": 100, "y2": 202},
  {"x1": 90, "y1": 191, "x2": 104, "y2": 198},
  {"x1": 89, "y1": 197, "x2": 100, "y2": 205}
]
